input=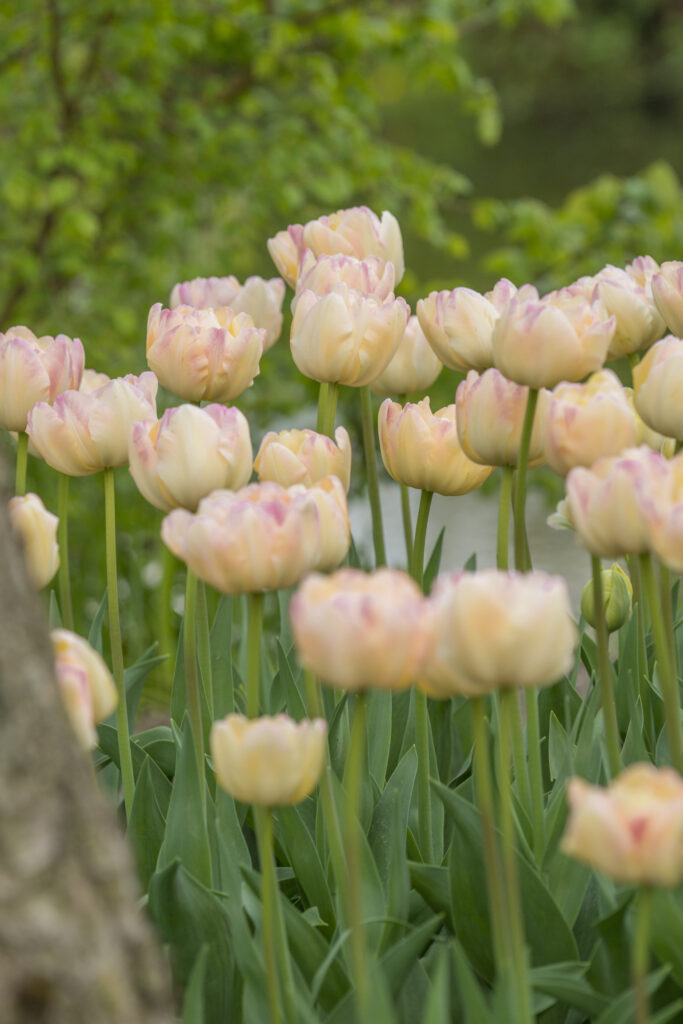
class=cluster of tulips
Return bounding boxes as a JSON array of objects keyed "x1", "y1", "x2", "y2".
[{"x1": 3, "y1": 204, "x2": 683, "y2": 1024}]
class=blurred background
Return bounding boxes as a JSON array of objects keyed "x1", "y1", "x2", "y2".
[{"x1": 3, "y1": 0, "x2": 683, "y2": 692}]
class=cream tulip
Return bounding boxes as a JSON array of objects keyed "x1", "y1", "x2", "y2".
[
  {"x1": 294, "y1": 252, "x2": 395, "y2": 309},
  {"x1": 0, "y1": 326, "x2": 84, "y2": 431},
  {"x1": 593, "y1": 269, "x2": 665, "y2": 359},
  {"x1": 456, "y1": 369, "x2": 550, "y2": 467},
  {"x1": 146, "y1": 303, "x2": 265, "y2": 402},
  {"x1": 378, "y1": 397, "x2": 493, "y2": 495},
  {"x1": 254, "y1": 426, "x2": 351, "y2": 492},
  {"x1": 52, "y1": 628, "x2": 118, "y2": 750},
  {"x1": 652, "y1": 261, "x2": 683, "y2": 336},
  {"x1": 633, "y1": 335, "x2": 683, "y2": 441},
  {"x1": 28, "y1": 372, "x2": 158, "y2": 476},
  {"x1": 170, "y1": 275, "x2": 285, "y2": 350},
  {"x1": 9, "y1": 493, "x2": 59, "y2": 589},
  {"x1": 129, "y1": 404, "x2": 253, "y2": 512},
  {"x1": 211, "y1": 714, "x2": 327, "y2": 806},
  {"x1": 370, "y1": 316, "x2": 442, "y2": 397}
]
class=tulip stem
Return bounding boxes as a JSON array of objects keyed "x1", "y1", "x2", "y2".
[
  {"x1": 498, "y1": 689, "x2": 533, "y2": 1024},
  {"x1": 640, "y1": 554, "x2": 683, "y2": 772},
  {"x1": 57, "y1": 473, "x2": 74, "y2": 631},
  {"x1": 158, "y1": 543, "x2": 176, "y2": 693},
  {"x1": 15, "y1": 430, "x2": 28, "y2": 497},
  {"x1": 103, "y1": 468, "x2": 135, "y2": 820},
  {"x1": 411, "y1": 489, "x2": 433, "y2": 591},
  {"x1": 524, "y1": 687, "x2": 545, "y2": 864},
  {"x1": 628, "y1": 555, "x2": 652, "y2": 743},
  {"x1": 246, "y1": 591, "x2": 264, "y2": 718},
  {"x1": 360, "y1": 385, "x2": 386, "y2": 568},
  {"x1": 316, "y1": 381, "x2": 339, "y2": 439},
  {"x1": 591, "y1": 555, "x2": 622, "y2": 779},
  {"x1": 497, "y1": 467, "x2": 513, "y2": 571},
  {"x1": 660, "y1": 563, "x2": 678, "y2": 676},
  {"x1": 632, "y1": 886, "x2": 653, "y2": 1024},
  {"x1": 254, "y1": 806, "x2": 293, "y2": 1024},
  {"x1": 184, "y1": 568, "x2": 207, "y2": 820},
  {"x1": 400, "y1": 483, "x2": 413, "y2": 569},
  {"x1": 197, "y1": 581, "x2": 214, "y2": 721},
  {"x1": 345, "y1": 691, "x2": 371, "y2": 1022},
  {"x1": 513, "y1": 388, "x2": 538, "y2": 573}
]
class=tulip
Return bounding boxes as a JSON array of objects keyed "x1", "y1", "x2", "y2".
[
  {"x1": 624, "y1": 255, "x2": 661, "y2": 290},
  {"x1": 420, "y1": 569, "x2": 577, "y2": 698},
  {"x1": 254, "y1": 425, "x2": 351, "y2": 492},
  {"x1": 79, "y1": 368, "x2": 110, "y2": 393},
  {"x1": 9, "y1": 493, "x2": 59, "y2": 589},
  {"x1": 544, "y1": 370, "x2": 640, "y2": 477},
  {"x1": 0, "y1": 326, "x2": 84, "y2": 431},
  {"x1": 161, "y1": 479, "x2": 349, "y2": 594},
  {"x1": 294, "y1": 252, "x2": 395, "y2": 309},
  {"x1": 581, "y1": 563, "x2": 633, "y2": 633},
  {"x1": 370, "y1": 316, "x2": 442, "y2": 397},
  {"x1": 129, "y1": 404, "x2": 253, "y2": 512},
  {"x1": 170, "y1": 275, "x2": 286, "y2": 350},
  {"x1": 27, "y1": 372, "x2": 158, "y2": 476},
  {"x1": 290, "y1": 283, "x2": 409, "y2": 387},
  {"x1": 268, "y1": 206, "x2": 404, "y2": 287},
  {"x1": 592, "y1": 268, "x2": 665, "y2": 359},
  {"x1": 52, "y1": 628, "x2": 118, "y2": 750},
  {"x1": 492, "y1": 293, "x2": 615, "y2": 389},
  {"x1": 290, "y1": 568, "x2": 432, "y2": 692},
  {"x1": 456, "y1": 369, "x2": 550, "y2": 467},
  {"x1": 565, "y1": 446, "x2": 670, "y2": 558},
  {"x1": 649, "y1": 453, "x2": 683, "y2": 573},
  {"x1": 633, "y1": 335, "x2": 683, "y2": 441},
  {"x1": 652, "y1": 260, "x2": 683, "y2": 336},
  {"x1": 211, "y1": 713, "x2": 327, "y2": 806},
  {"x1": 146, "y1": 303, "x2": 265, "y2": 402},
  {"x1": 561, "y1": 764, "x2": 683, "y2": 886},
  {"x1": 378, "y1": 397, "x2": 493, "y2": 495}
]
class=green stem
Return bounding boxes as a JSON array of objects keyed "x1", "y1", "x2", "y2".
[
  {"x1": 57, "y1": 473, "x2": 73, "y2": 630},
  {"x1": 513, "y1": 389, "x2": 538, "y2": 573},
  {"x1": 103, "y1": 468, "x2": 135, "y2": 820},
  {"x1": 15, "y1": 430, "x2": 28, "y2": 497},
  {"x1": 158, "y1": 543, "x2": 176, "y2": 692},
  {"x1": 184, "y1": 568, "x2": 207, "y2": 819},
  {"x1": 360, "y1": 385, "x2": 386, "y2": 568},
  {"x1": 627, "y1": 350, "x2": 641, "y2": 383},
  {"x1": 411, "y1": 490, "x2": 433, "y2": 591},
  {"x1": 498, "y1": 467, "x2": 514, "y2": 571},
  {"x1": 246, "y1": 591, "x2": 264, "y2": 718},
  {"x1": 498, "y1": 690, "x2": 533, "y2": 1024},
  {"x1": 414, "y1": 689, "x2": 434, "y2": 864},
  {"x1": 316, "y1": 381, "x2": 340, "y2": 438},
  {"x1": 640, "y1": 554, "x2": 683, "y2": 772},
  {"x1": 509, "y1": 692, "x2": 532, "y2": 823},
  {"x1": 632, "y1": 887, "x2": 653, "y2": 1024},
  {"x1": 254, "y1": 807, "x2": 284, "y2": 1024},
  {"x1": 524, "y1": 687, "x2": 545, "y2": 864},
  {"x1": 345, "y1": 692, "x2": 371, "y2": 1022},
  {"x1": 628, "y1": 554, "x2": 652, "y2": 742},
  {"x1": 591, "y1": 555, "x2": 622, "y2": 778},
  {"x1": 197, "y1": 581, "x2": 214, "y2": 722},
  {"x1": 400, "y1": 484, "x2": 413, "y2": 569},
  {"x1": 660, "y1": 563, "x2": 678, "y2": 676}
]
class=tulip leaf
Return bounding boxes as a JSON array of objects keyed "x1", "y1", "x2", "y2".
[
  {"x1": 593, "y1": 966, "x2": 671, "y2": 1024},
  {"x1": 157, "y1": 715, "x2": 212, "y2": 888},
  {"x1": 409, "y1": 862, "x2": 453, "y2": 929},
  {"x1": 210, "y1": 594, "x2": 234, "y2": 718},
  {"x1": 171, "y1": 625, "x2": 186, "y2": 726},
  {"x1": 548, "y1": 711, "x2": 573, "y2": 784},
  {"x1": 48, "y1": 589, "x2": 62, "y2": 630},
  {"x1": 366, "y1": 689, "x2": 392, "y2": 788},
  {"x1": 276, "y1": 639, "x2": 307, "y2": 721},
  {"x1": 529, "y1": 961, "x2": 607, "y2": 1017},
  {"x1": 135, "y1": 724, "x2": 176, "y2": 777},
  {"x1": 423, "y1": 527, "x2": 445, "y2": 594},
  {"x1": 650, "y1": 888, "x2": 683, "y2": 988},
  {"x1": 420, "y1": 946, "x2": 451, "y2": 1024},
  {"x1": 276, "y1": 802, "x2": 335, "y2": 933},
  {"x1": 182, "y1": 944, "x2": 208, "y2": 1024},
  {"x1": 452, "y1": 938, "x2": 494, "y2": 1024},
  {"x1": 369, "y1": 746, "x2": 417, "y2": 899},
  {"x1": 87, "y1": 590, "x2": 107, "y2": 654},
  {"x1": 127, "y1": 755, "x2": 171, "y2": 891},
  {"x1": 213, "y1": 787, "x2": 251, "y2": 895},
  {"x1": 124, "y1": 643, "x2": 166, "y2": 727}
]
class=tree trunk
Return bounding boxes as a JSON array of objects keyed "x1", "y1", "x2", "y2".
[{"x1": 0, "y1": 454, "x2": 174, "y2": 1024}]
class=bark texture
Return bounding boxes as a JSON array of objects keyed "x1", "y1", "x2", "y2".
[{"x1": 0, "y1": 457, "x2": 174, "y2": 1024}]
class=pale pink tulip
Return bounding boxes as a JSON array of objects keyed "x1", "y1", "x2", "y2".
[{"x1": 0, "y1": 326, "x2": 84, "y2": 431}]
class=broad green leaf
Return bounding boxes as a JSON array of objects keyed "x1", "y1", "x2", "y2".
[
  {"x1": 593, "y1": 966, "x2": 671, "y2": 1024},
  {"x1": 210, "y1": 594, "x2": 233, "y2": 718},
  {"x1": 368, "y1": 747, "x2": 417, "y2": 903},
  {"x1": 277, "y1": 639, "x2": 307, "y2": 721},
  {"x1": 650, "y1": 888, "x2": 683, "y2": 988},
  {"x1": 420, "y1": 946, "x2": 451, "y2": 1024},
  {"x1": 277, "y1": 802, "x2": 335, "y2": 932},
  {"x1": 452, "y1": 938, "x2": 494, "y2": 1024},
  {"x1": 366, "y1": 689, "x2": 392, "y2": 788},
  {"x1": 127, "y1": 755, "x2": 171, "y2": 891},
  {"x1": 182, "y1": 945, "x2": 208, "y2": 1024},
  {"x1": 157, "y1": 716, "x2": 212, "y2": 888},
  {"x1": 529, "y1": 961, "x2": 607, "y2": 1017},
  {"x1": 424, "y1": 527, "x2": 446, "y2": 593},
  {"x1": 87, "y1": 591, "x2": 107, "y2": 654}
]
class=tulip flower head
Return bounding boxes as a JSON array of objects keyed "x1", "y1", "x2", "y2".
[
  {"x1": 129, "y1": 403, "x2": 253, "y2": 512},
  {"x1": 371, "y1": 316, "x2": 442, "y2": 397},
  {"x1": 652, "y1": 260, "x2": 683, "y2": 337},
  {"x1": 9, "y1": 492, "x2": 60, "y2": 589},
  {"x1": 561, "y1": 764, "x2": 683, "y2": 887},
  {"x1": 170, "y1": 275, "x2": 285, "y2": 350},
  {"x1": 146, "y1": 303, "x2": 265, "y2": 402},
  {"x1": 52, "y1": 628, "x2": 118, "y2": 750},
  {"x1": 456, "y1": 369, "x2": 550, "y2": 468},
  {"x1": 211, "y1": 714, "x2": 327, "y2": 806},
  {"x1": 0, "y1": 326, "x2": 84, "y2": 431},
  {"x1": 293, "y1": 252, "x2": 395, "y2": 310},
  {"x1": 254, "y1": 425, "x2": 351, "y2": 492},
  {"x1": 580, "y1": 563, "x2": 633, "y2": 634},
  {"x1": 592, "y1": 267, "x2": 665, "y2": 358},
  {"x1": 633, "y1": 335, "x2": 683, "y2": 441}
]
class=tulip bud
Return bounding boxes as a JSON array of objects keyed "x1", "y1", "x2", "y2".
[
  {"x1": 9, "y1": 493, "x2": 60, "y2": 589},
  {"x1": 633, "y1": 336, "x2": 683, "y2": 442},
  {"x1": 294, "y1": 253, "x2": 395, "y2": 310},
  {"x1": 52, "y1": 629, "x2": 118, "y2": 749},
  {"x1": 254, "y1": 426, "x2": 351, "y2": 492},
  {"x1": 580, "y1": 563, "x2": 632, "y2": 633},
  {"x1": 652, "y1": 261, "x2": 683, "y2": 337},
  {"x1": 370, "y1": 316, "x2": 442, "y2": 397},
  {"x1": 0, "y1": 326, "x2": 84, "y2": 431},
  {"x1": 170, "y1": 275, "x2": 286, "y2": 351},
  {"x1": 211, "y1": 714, "x2": 327, "y2": 806},
  {"x1": 592, "y1": 268, "x2": 665, "y2": 359},
  {"x1": 561, "y1": 764, "x2": 683, "y2": 887},
  {"x1": 456, "y1": 369, "x2": 550, "y2": 468}
]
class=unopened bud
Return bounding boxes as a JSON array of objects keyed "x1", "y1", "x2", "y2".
[{"x1": 581, "y1": 563, "x2": 632, "y2": 633}]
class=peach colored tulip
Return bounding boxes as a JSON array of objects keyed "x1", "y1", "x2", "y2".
[
  {"x1": 52, "y1": 628, "x2": 118, "y2": 750},
  {"x1": 170, "y1": 275, "x2": 285, "y2": 350},
  {"x1": 129, "y1": 404, "x2": 253, "y2": 512},
  {"x1": 146, "y1": 303, "x2": 265, "y2": 402},
  {"x1": 9, "y1": 493, "x2": 59, "y2": 589},
  {"x1": 562, "y1": 764, "x2": 683, "y2": 886},
  {"x1": 27, "y1": 372, "x2": 158, "y2": 476},
  {"x1": 290, "y1": 283, "x2": 409, "y2": 387},
  {"x1": 290, "y1": 568, "x2": 432, "y2": 692},
  {"x1": 79, "y1": 368, "x2": 110, "y2": 393},
  {"x1": 378, "y1": 397, "x2": 493, "y2": 495},
  {"x1": 593, "y1": 268, "x2": 665, "y2": 359},
  {"x1": 633, "y1": 336, "x2": 683, "y2": 441},
  {"x1": 268, "y1": 206, "x2": 404, "y2": 287},
  {"x1": 254, "y1": 425, "x2": 351, "y2": 492},
  {"x1": 0, "y1": 326, "x2": 84, "y2": 431},
  {"x1": 649, "y1": 453, "x2": 683, "y2": 573},
  {"x1": 371, "y1": 316, "x2": 442, "y2": 397},
  {"x1": 456, "y1": 369, "x2": 550, "y2": 467},
  {"x1": 624, "y1": 255, "x2": 660, "y2": 290},
  {"x1": 652, "y1": 261, "x2": 683, "y2": 337},
  {"x1": 294, "y1": 252, "x2": 395, "y2": 309},
  {"x1": 420, "y1": 570, "x2": 577, "y2": 698},
  {"x1": 211, "y1": 714, "x2": 327, "y2": 805},
  {"x1": 544, "y1": 370, "x2": 640, "y2": 477}
]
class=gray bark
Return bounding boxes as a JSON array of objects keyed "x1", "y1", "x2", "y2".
[{"x1": 0, "y1": 456, "x2": 174, "y2": 1024}]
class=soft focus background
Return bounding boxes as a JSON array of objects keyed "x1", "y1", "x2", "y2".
[{"x1": 4, "y1": 0, "x2": 683, "y2": 689}]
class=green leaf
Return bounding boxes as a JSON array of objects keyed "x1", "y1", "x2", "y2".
[
  {"x1": 650, "y1": 888, "x2": 683, "y2": 988},
  {"x1": 127, "y1": 755, "x2": 171, "y2": 891},
  {"x1": 593, "y1": 966, "x2": 671, "y2": 1024},
  {"x1": 423, "y1": 527, "x2": 445, "y2": 593},
  {"x1": 210, "y1": 594, "x2": 233, "y2": 718},
  {"x1": 277, "y1": 802, "x2": 335, "y2": 932},
  {"x1": 409, "y1": 863, "x2": 452, "y2": 928},
  {"x1": 48, "y1": 590, "x2": 62, "y2": 629},
  {"x1": 277, "y1": 639, "x2": 307, "y2": 721},
  {"x1": 452, "y1": 938, "x2": 494, "y2": 1024},
  {"x1": 368, "y1": 747, "x2": 417, "y2": 900},
  {"x1": 366, "y1": 689, "x2": 392, "y2": 788},
  {"x1": 157, "y1": 716, "x2": 212, "y2": 888},
  {"x1": 420, "y1": 946, "x2": 451, "y2": 1024},
  {"x1": 182, "y1": 945, "x2": 208, "y2": 1024},
  {"x1": 529, "y1": 961, "x2": 607, "y2": 1017},
  {"x1": 124, "y1": 644, "x2": 166, "y2": 728},
  {"x1": 87, "y1": 591, "x2": 107, "y2": 654}
]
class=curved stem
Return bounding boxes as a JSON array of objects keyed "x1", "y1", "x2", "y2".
[
  {"x1": 15, "y1": 430, "x2": 28, "y2": 497},
  {"x1": 196, "y1": 581, "x2": 214, "y2": 721},
  {"x1": 591, "y1": 555, "x2": 622, "y2": 778},
  {"x1": 184, "y1": 568, "x2": 207, "y2": 819},
  {"x1": 317, "y1": 381, "x2": 340, "y2": 438},
  {"x1": 497, "y1": 467, "x2": 514, "y2": 571},
  {"x1": 57, "y1": 473, "x2": 73, "y2": 630},
  {"x1": 411, "y1": 490, "x2": 433, "y2": 591},
  {"x1": 345, "y1": 692, "x2": 371, "y2": 1022},
  {"x1": 104, "y1": 468, "x2": 135, "y2": 820},
  {"x1": 632, "y1": 887, "x2": 653, "y2": 1024},
  {"x1": 400, "y1": 484, "x2": 413, "y2": 569},
  {"x1": 524, "y1": 687, "x2": 545, "y2": 863},
  {"x1": 246, "y1": 591, "x2": 264, "y2": 718},
  {"x1": 254, "y1": 806, "x2": 284, "y2": 1024},
  {"x1": 359, "y1": 385, "x2": 386, "y2": 568},
  {"x1": 513, "y1": 389, "x2": 538, "y2": 573},
  {"x1": 640, "y1": 554, "x2": 683, "y2": 772}
]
